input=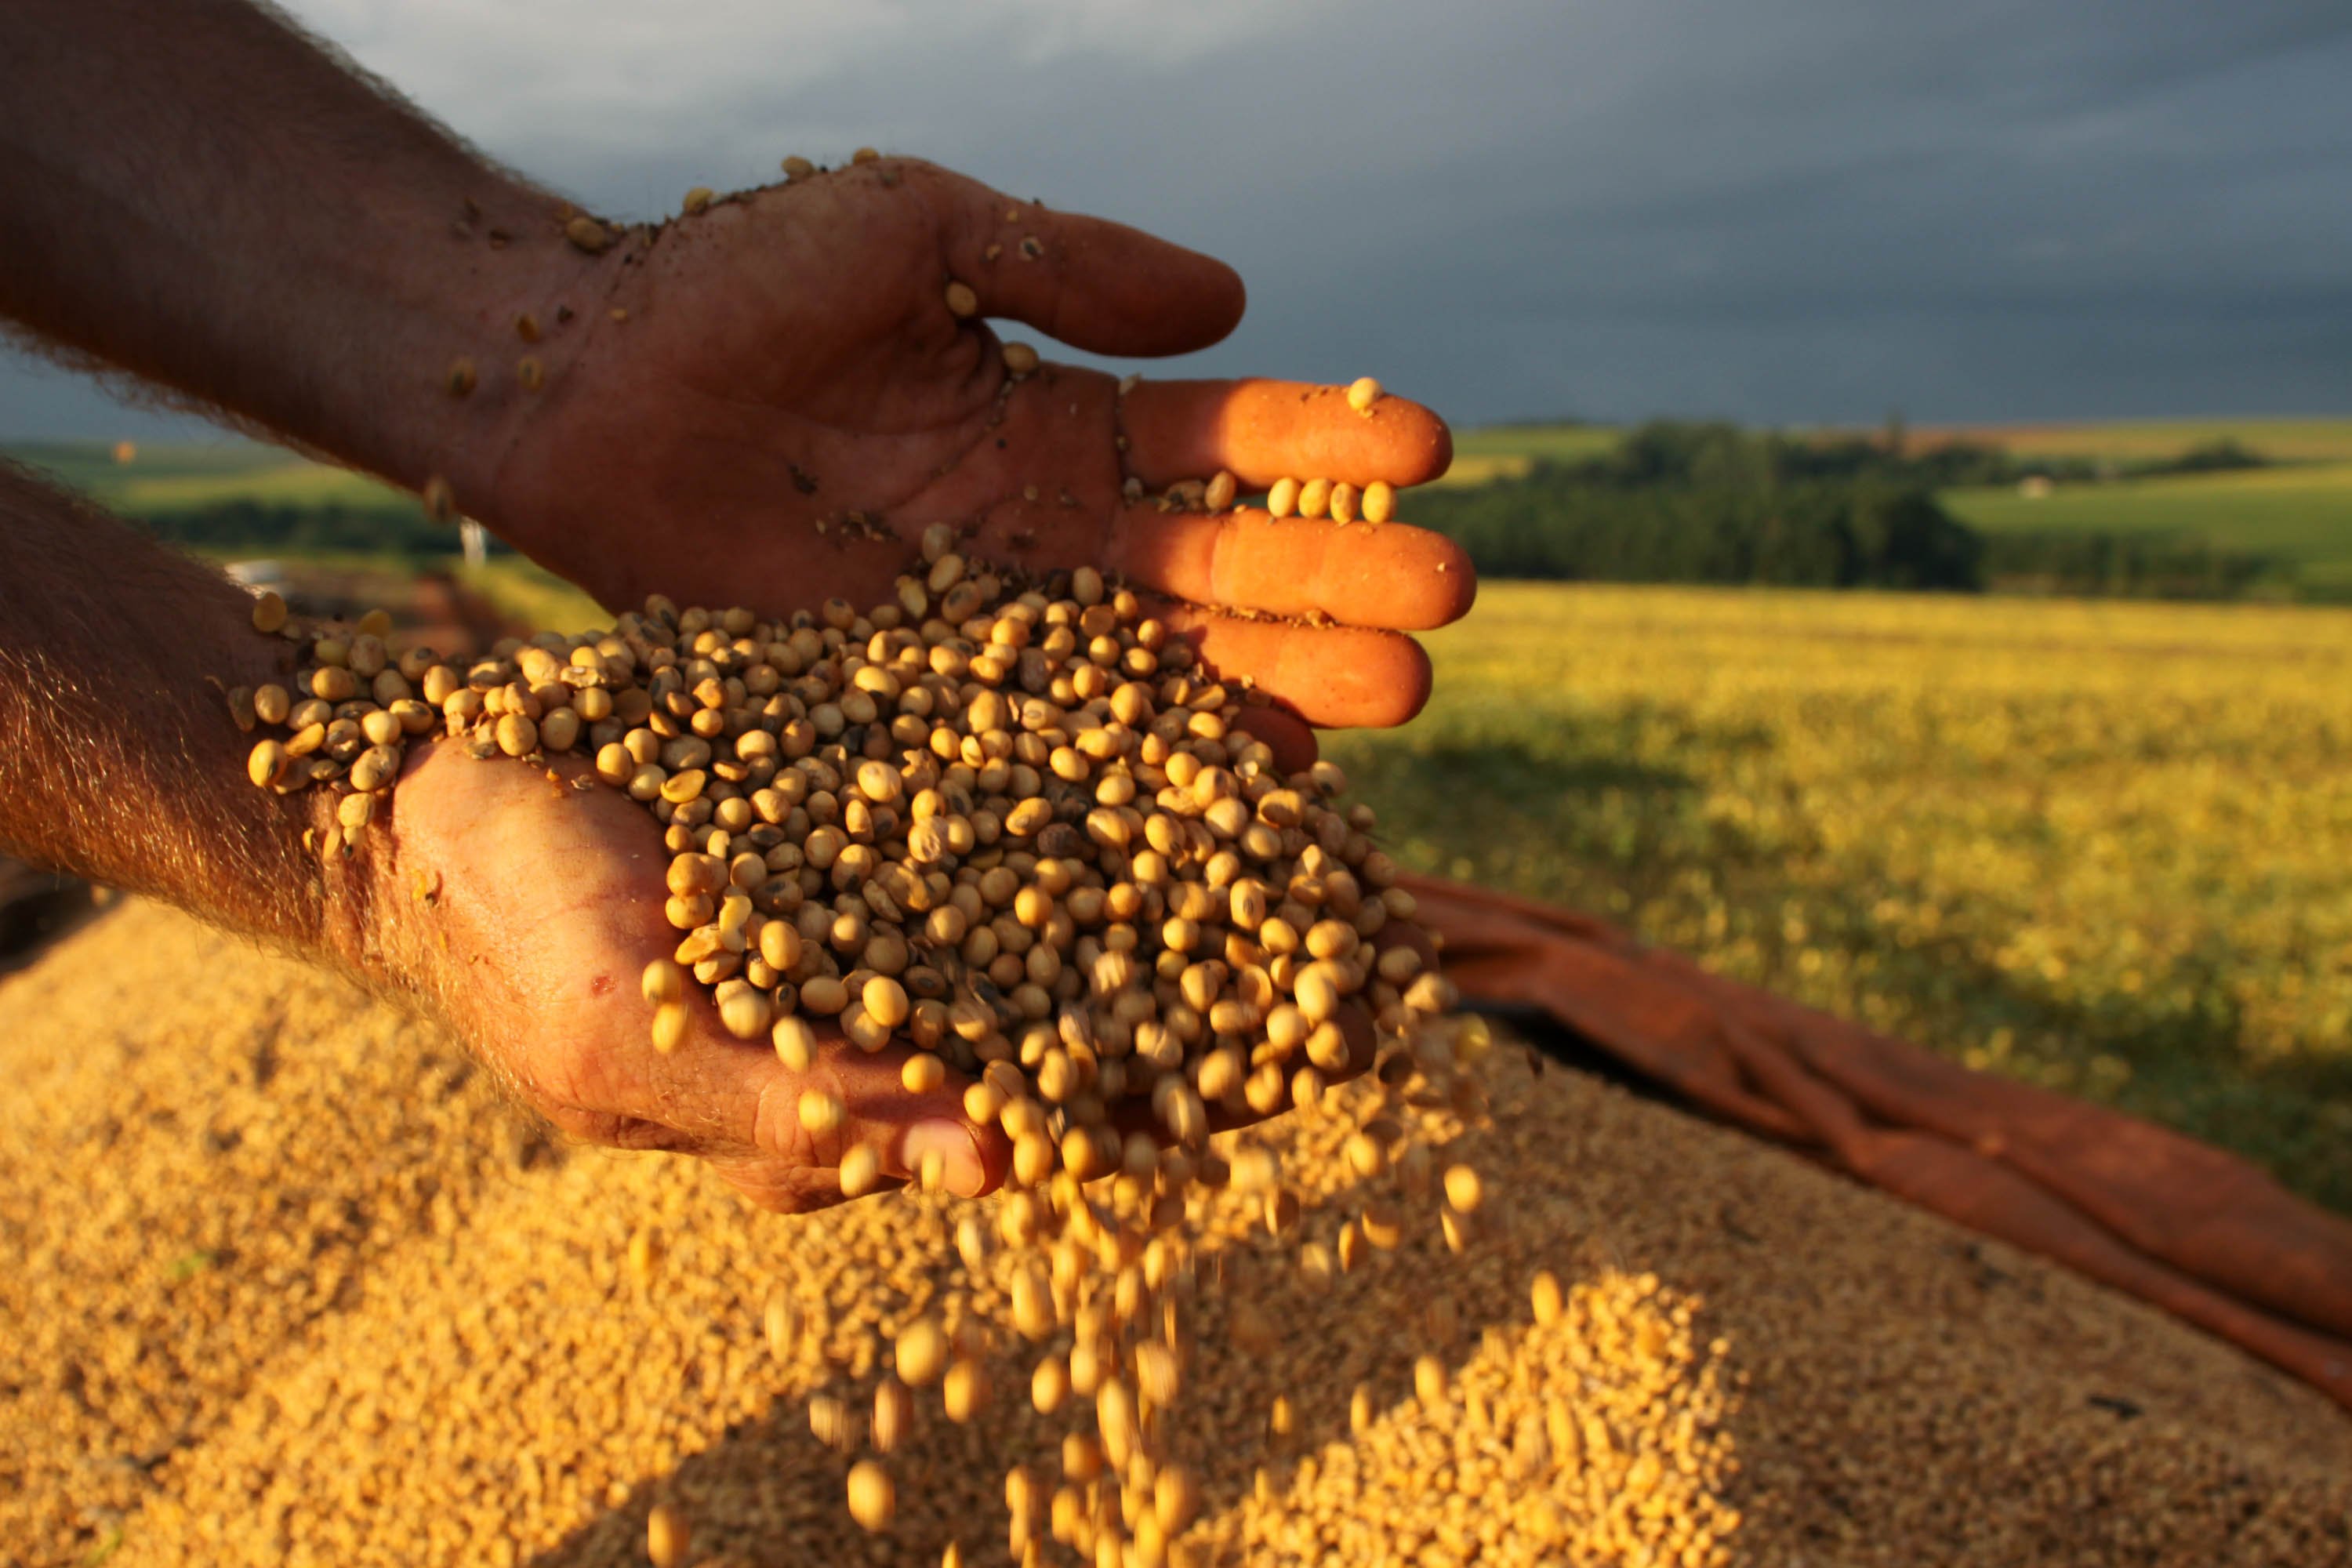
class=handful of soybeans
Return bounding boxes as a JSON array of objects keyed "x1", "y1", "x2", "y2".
[{"x1": 230, "y1": 527, "x2": 1456, "y2": 1178}]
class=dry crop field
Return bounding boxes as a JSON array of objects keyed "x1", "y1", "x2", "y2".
[{"x1": 1332, "y1": 583, "x2": 2352, "y2": 1212}]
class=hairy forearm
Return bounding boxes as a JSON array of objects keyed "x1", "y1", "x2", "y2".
[
  {"x1": 0, "y1": 462, "x2": 370, "y2": 960},
  {"x1": 0, "y1": 0, "x2": 601, "y2": 516}
]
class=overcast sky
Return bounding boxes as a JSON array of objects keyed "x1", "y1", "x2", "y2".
[{"x1": 6, "y1": 0, "x2": 2350, "y2": 442}]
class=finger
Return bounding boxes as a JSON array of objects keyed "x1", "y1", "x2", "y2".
[
  {"x1": 1107, "y1": 507, "x2": 1475, "y2": 631},
  {"x1": 934, "y1": 172, "x2": 1244, "y2": 357},
  {"x1": 1121, "y1": 379, "x2": 1453, "y2": 489},
  {"x1": 644, "y1": 1014, "x2": 1011, "y2": 1201},
  {"x1": 1152, "y1": 600, "x2": 1433, "y2": 730},
  {"x1": 1229, "y1": 705, "x2": 1319, "y2": 773},
  {"x1": 768, "y1": 1039, "x2": 1012, "y2": 1198},
  {"x1": 710, "y1": 1160, "x2": 883, "y2": 1217}
]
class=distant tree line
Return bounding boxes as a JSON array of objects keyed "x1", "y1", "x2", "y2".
[
  {"x1": 1976, "y1": 531, "x2": 2281, "y2": 600},
  {"x1": 1406, "y1": 422, "x2": 2283, "y2": 598},
  {"x1": 1409, "y1": 422, "x2": 1986, "y2": 590},
  {"x1": 130, "y1": 499, "x2": 500, "y2": 561}
]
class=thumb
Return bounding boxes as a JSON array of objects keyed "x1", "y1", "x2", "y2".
[{"x1": 794, "y1": 1038, "x2": 1011, "y2": 1200}]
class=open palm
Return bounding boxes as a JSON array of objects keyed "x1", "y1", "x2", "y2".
[{"x1": 485, "y1": 157, "x2": 1472, "y2": 738}]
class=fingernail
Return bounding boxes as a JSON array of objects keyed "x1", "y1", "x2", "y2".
[{"x1": 902, "y1": 1120, "x2": 985, "y2": 1198}]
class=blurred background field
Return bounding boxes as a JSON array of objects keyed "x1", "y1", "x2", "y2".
[
  {"x1": 1331, "y1": 584, "x2": 2352, "y2": 1214},
  {"x1": 9, "y1": 419, "x2": 2352, "y2": 1211},
  {"x1": 7, "y1": 437, "x2": 608, "y2": 633},
  {"x1": 34, "y1": 412, "x2": 2352, "y2": 599}
]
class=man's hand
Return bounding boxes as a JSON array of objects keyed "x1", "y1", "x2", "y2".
[
  {"x1": 2, "y1": 4, "x2": 1474, "y2": 735},
  {"x1": 479, "y1": 158, "x2": 1471, "y2": 736},
  {"x1": 0, "y1": 463, "x2": 1404, "y2": 1213}
]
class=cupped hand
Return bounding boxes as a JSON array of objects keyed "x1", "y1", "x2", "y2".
[
  {"x1": 480, "y1": 157, "x2": 1472, "y2": 737},
  {"x1": 366, "y1": 737, "x2": 1403, "y2": 1213},
  {"x1": 371, "y1": 738, "x2": 1011, "y2": 1214}
]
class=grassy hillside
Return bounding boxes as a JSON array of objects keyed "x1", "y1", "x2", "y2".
[
  {"x1": 1437, "y1": 423, "x2": 1621, "y2": 486},
  {"x1": 1338, "y1": 583, "x2": 2352, "y2": 1213},
  {"x1": 1946, "y1": 461, "x2": 2352, "y2": 593},
  {"x1": 1447, "y1": 415, "x2": 2352, "y2": 470},
  {"x1": 20, "y1": 419, "x2": 2352, "y2": 590}
]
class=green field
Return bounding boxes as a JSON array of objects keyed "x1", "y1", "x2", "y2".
[
  {"x1": 1336, "y1": 583, "x2": 2352, "y2": 1214},
  {"x1": 1944, "y1": 461, "x2": 2352, "y2": 591},
  {"x1": 20, "y1": 419, "x2": 2352, "y2": 593},
  {"x1": 1, "y1": 439, "x2": 605, "y2": 636},
  {"x1": 1443, "y1": 415, "x2": 2352, "y2": 477},
  {"x1": 1438, "y1": 423, "x2": 1623, "y2": 486},
  {"x1": 5, "y1": 438, "x2": 410, "y2": 516},
  {"x1": 1918, "y1": 416, "x2": 2352, "y2": 465}
]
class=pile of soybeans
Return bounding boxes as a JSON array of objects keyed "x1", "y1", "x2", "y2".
[
  {"x1": 6, "y1": 540, "x2": 2349, "y2": 1566},
  {"x1": 6, "y1": 903, "x2": 2351, "y2": 1567}
]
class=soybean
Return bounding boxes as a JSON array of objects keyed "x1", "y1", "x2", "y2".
[{"x1": 846, "y1": 1460, "x2": 895, "y2": 1532}]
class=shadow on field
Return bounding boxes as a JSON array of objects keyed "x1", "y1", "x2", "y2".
[
  {"x1": 1337, "y1": 709, "x2": 2352, "y2": 1213},
  {"x1": 518, "y1": 1082, "x2": 1592, "y2": 1568},
  {"x1": 1861, "y1": 923, "x2": 2352, "y2": 1214},
  {"x1": 1329, "y1": 703, "x2": 1779, "y2": 918}
]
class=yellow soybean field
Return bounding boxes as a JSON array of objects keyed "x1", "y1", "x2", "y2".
[{"x1": 1330, "y1": 583, "x2": 2352, "y2": 1211}]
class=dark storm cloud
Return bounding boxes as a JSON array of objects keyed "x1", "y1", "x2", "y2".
[{"x1": 5, "y1": 0, "x2": 2348, "y2": 440}]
